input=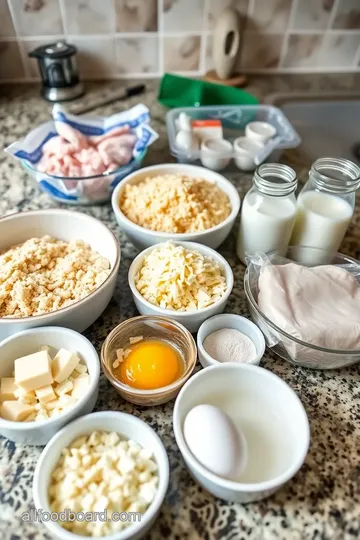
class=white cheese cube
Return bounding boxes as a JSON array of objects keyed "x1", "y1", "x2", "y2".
[
  {"x1": 35, "y1": 385, "x2": 56, "y2": 403},
  {"x1": 0, "y1": 377, "x2": 17, "y2": 401},
  {"x1": 58, "y1": 394, "x2": 76, "y2": 408},
  {"x1": 52, "y1": 349, "x2": 80, "y2": 384},
  {"x1": 45, "y1": 398, "x2": 60, "y2": 410},
  {"x1": 55, "y1": 379, "x2": 73, "y2": 396},
  {"x1": 74, "y1": 363, "x2": 87, "y2": 374},
  {"x1": 23, "y1": 412, "x2": 37, "y2": 422},
  {"x1": 14, "y1": 350, "x2": 53, "y2": 391},
  {"x1": 71, "y1": 375, "x2": 89, "y2": 399},
  {"x1": 0, "y1": 401, "x2": 35, "y2": 422}
]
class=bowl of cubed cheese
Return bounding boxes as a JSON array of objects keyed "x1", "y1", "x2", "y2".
[
  {"x1": 0, "y1": 326, "x2": 100, "y2": 445},
  {"x1": 33, "y1": 411, "x2": 169, "y2": 539}
]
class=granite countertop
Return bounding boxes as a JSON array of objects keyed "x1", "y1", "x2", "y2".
[{"x1": 0, "y1": 74, "x2": 359, "y2": 540}]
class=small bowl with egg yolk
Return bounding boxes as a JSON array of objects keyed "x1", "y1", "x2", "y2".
[{"x1": 101, "y1": 315, "x2": 197, "y2": 406}]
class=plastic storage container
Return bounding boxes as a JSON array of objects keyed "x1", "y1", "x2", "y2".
[{"x1": 166, "y1": 105, "x2": 301, "y2": 172}]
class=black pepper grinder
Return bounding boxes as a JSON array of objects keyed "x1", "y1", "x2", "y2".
[{"x1": 29, "y1": 41, "x2": 84, "y2": 102}]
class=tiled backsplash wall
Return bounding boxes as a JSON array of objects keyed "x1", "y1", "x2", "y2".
[{"x1": 1, "y1": 0, "x2": 360, "y2": 82}]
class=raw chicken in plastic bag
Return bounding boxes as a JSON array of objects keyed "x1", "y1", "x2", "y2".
[
  {"x1": 5, "y1": 104, "x2": 158, "y2": 203},
  {"x1": 246, "y1": 251, "x2": 360, "y2": 367}
]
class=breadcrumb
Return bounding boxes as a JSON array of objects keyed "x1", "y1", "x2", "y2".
[
  {"x1": 119, "y1": 174, "x2": 231, "y2": 233},
  {"x1": 0, "y1": 236, "x2": 110, "y2": 318}
]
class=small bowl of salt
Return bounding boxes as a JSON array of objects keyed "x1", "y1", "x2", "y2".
[{"x1": 197, "y1": 314, "x2": 265, "y2": 369}]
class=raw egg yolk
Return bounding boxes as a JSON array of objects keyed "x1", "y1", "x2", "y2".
[{"x1": 118, "y1": 340, "x2": 183, "y2": 390}]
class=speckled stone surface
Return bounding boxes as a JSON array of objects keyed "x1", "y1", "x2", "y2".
[{"x1": 0, "y1": 75, "x2": 359, "y2": 540}]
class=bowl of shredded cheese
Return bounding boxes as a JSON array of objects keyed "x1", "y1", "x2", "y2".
[
  {"x1": 111, "y1": 163, "x2": 241, "y2": 250},
  {"x1": 128, "y1": 241, "x2": 234, "y2": 332}
]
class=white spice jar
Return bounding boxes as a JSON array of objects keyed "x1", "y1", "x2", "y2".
[{"x1": 237, "y1": 163, "x2": 298, "y2": 265}]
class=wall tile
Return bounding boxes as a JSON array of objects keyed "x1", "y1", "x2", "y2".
[
  {"x1": 250, "y1": 0, "x2": 292, "y2": 33},
  {"x1": 71, "y1": 38, "x2": 116, "y2": 80},
  {"x1": 62, "y1": 0, "x2": 116, "y2": 35},
  {"x1": 205, "y1": 34, "x2": 215, "y2": 71},
  {"x1": 115, "y1": 36, "x2": 159, "y2": 73},
  {"x1": 240, "y1": 33, "x2": 283, "y2": 69},
  {"x1": 8, "y1": 0, "x2": 63, "y2": 36},
  {"x1": 282, "y1": 34, "x2": 324, "y2": 68},
  {"x1": 291, "y1": 0, "x2": 334, "y2": 31},
  {"x1": 332, "y1": 0, "x2": 360, "y2": 30},
  {"x1": 163, "y1": 0, "x2": 204, "y2": 33},
  {"x1": 319, "y1": 33, "x2": 360, "y2": 67},
  {"x1": 207, "y1": 0, "x2": 249, "y2": 31},
  {"x1": 163, "y1": 35, "x2": 201, "y2": 72},
  {"x1": 115, "y1": 0, "x2": 157, "y2": 33},
  {"x1": 0, "y1": 0, "x2": 15, "y2": 37},
  {"x1": 0, "y1": 41, "x2": 25, "y2": 79}
]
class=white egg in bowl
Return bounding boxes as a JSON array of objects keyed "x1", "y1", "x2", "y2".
[{"x1": 173, "y1": 364, "x2": 309, "y2": 503}]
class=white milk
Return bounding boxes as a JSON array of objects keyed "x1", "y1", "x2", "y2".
[
  {"x1": 237, "y1": 190, "x2": 297, "y2": 265},
  {"x1": 291, "y1": 190, "x2": 353, "y2": 254}
]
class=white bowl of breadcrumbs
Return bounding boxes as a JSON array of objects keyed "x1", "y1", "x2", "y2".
[
  {"x1": 111, "y1": 163, "x2": 241, "y2": 250},
  {"x1": 0, "y1": 209, "x2": 120, "y2": 341}
]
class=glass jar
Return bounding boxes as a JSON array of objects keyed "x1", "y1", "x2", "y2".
[
  {"x1": 290, "y1": 157, "x2": 360, "y2": 257},
  {"x1": 237, "y1": 163, "x2": 298, "y2": 265}
]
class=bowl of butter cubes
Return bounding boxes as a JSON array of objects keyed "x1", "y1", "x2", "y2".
[{"x1": 0, "y1": 326, "x2": 100, "y2": 445}]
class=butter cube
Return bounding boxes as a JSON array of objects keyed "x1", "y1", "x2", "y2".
[
  {"x1": 14, "y1": 387, "x2": 36, "y2": 401},
  {"x1": 14, "y1": 350, "x2": 53, "y2": 391},
  {"x1": 71, "y1": 374, "x2": 90, "y2": 399},
  {"x1": 23, "y1": 412, "x2": 37, "y2": 422},
  {"x1": 0, "y1": 377, "x2": 17, "y2": 401},
  {"x1": 74, "y1": 363, "x2": 87, "y2": 374},
  {"x1": 0, "y1": 401, "x2": 35, "y2": 422},
  {"x1": 35, "y1": 385, "x2": 56, "y2": 403},
  {"x1": 52, "y1": 349, "x2": 80, "y2": 384},
  {"x1": 55, "y1": 379, "x2": 73, "y2": 396},
  {"x1": 45, "y1": 399, "x2": 60, "y2": 411}
]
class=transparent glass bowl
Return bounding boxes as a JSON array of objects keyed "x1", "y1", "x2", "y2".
[
  {"x1": 101, "y1": 316, "x2": 197, "y2": 405},
  {"x1": 244, "y1": 246, "x2": 360, "y2": 370},
  {"x1": 22, "y1": 150, "x2": 146, "y2": 206}
]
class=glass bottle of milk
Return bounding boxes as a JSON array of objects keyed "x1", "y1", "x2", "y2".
[
  {"x1": 237, "y1": 163, "x2": 298, "y2": 265},
  {"x1": 290, "y1": 157, "x2": 360, "y2": 257}
]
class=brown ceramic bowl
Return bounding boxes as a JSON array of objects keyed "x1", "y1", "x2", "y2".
[{"x1": 101, "y1": 315, "x2": 197, "y2": 406}]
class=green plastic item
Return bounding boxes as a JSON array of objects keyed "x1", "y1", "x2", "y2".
[{"x1": 158, "y1": 73, "x2": 259, "y2": 108}]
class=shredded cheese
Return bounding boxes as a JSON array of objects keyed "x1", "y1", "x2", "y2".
[{"x1": 134, "y1": 242, "x2": 227, "y2": 311}]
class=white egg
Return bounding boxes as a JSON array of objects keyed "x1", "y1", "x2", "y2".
[
  {"x1": 175, "y1": 130, "x2": 199, "y2": 153},
  {"x1": 176, "y1": 112, "x2": 192, "y2": 132},
  {"x1": 183, "y1": 404, "x2": 247, "y2": 480}
]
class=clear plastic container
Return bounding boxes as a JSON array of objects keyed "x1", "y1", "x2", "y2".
[{"x1": 166, "y1": 105, "x2": 301, "y2": 172}]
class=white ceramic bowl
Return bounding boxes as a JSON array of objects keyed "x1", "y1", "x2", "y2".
[
  {"x1": 173, "y1": 364, "x2": 310, "y2": 503},
  {"x1": 200, "y1": 139, "x2": 232, "y2": 170},
  {"x1": 233, "y1": 137, "x2": 264, "y2": 172},
  {"x1": 111, "y1": 163, "x2": 240, "y2": 250},
  {"x1": 0, "y1": 209, "x2": 120, "y2": 341},
  {"x1": 197, "y1": 314, "x2": 266, "y2": 368},
  {"x1": 128, "y1": 241, "x2": 234, "y2": 333},
  {"x1": 245, "y1": 121, "x2": 276, "y2": 144},
  {"x1": 0, "y1": 326, "x2": 100, "y2": 445},
  {"x1": 33, "y1": 411, "x2": 169, "y2": 540}
]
